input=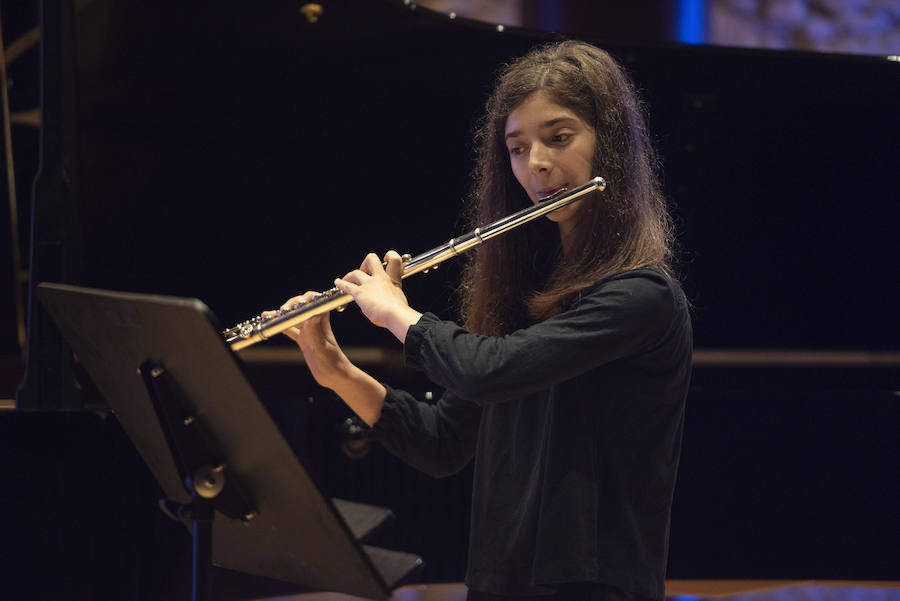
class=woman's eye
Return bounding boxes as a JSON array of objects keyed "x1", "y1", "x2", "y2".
[
  {"x1": 552, "y1": 133, "x2": 572, "y2": 144},
  {"x1": 508, "y1": 146, "x2": 524, "y2": 156}
]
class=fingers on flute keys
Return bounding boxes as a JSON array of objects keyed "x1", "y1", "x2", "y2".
[
  {"x1": 281, "y1": 291, "x2": 319, "y2": 312},
  {"x1": 261, "y1": 291, "x2": 318, "y2": 321},
  {"x1": 383, "y1": 250, "x2": 404, "y2": 286},
  {"x1": 338, "y1": 252, "x2": 401, "y2": 289},
  {"x1": 263, "y1": 291, "x2": 322, "y2": 342}
]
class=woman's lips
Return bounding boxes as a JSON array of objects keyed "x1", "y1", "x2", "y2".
[{"x1": 537, "y1": 185, "x2": 568, "y2": 200}]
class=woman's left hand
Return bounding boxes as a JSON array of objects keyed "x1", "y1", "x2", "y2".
[{"x1": 335, "y1": 250, "x2": 423, "y2": 343}]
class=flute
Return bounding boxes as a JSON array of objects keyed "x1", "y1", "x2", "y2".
[{"x1": 223, "y1": 176, "x2": 606, "y2": 350}]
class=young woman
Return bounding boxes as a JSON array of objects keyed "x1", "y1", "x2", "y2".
[{"x1": 269, "y1": 41, "x2": 692, "y2": 601}]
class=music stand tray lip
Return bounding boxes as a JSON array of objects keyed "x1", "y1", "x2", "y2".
[
  {"x1": 37, "y1": 280, "x2": 216, "y2": 318},
  {"x1": 36, "y1": 281, "x2": 421, "y2": 600}
]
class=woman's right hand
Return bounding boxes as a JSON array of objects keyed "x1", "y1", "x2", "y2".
[{"x1": 262, "y1": 291, "x2": 351, "y2": 390}]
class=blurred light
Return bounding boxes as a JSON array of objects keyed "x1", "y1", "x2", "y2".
[{"x1": 677, "y1": 0, "x2": 707, "y2": 44}]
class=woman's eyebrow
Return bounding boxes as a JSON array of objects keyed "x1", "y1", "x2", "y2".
[{"x1": 505, "y1": 116, "x2": 578, "y2": 139}]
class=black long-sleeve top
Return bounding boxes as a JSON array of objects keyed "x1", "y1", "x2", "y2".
[{"x1": 372, "y1": 267, "x2": 692, "y2": 600}]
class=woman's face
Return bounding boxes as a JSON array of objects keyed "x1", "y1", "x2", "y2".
[{"x1": 504, "y1": 91, "x2": 597, "y2": 239}]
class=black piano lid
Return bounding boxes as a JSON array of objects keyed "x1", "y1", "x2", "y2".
[{"x1": 22, "y1": 0, "x2": 900, "y2": 352}]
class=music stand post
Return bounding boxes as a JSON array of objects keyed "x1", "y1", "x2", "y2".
[
  {"x1": 37, "y1": 282, "x2": 422, "y2": 601},
  {"x1": 139, "y1": 358, "x2": 257, "y2": 601}
]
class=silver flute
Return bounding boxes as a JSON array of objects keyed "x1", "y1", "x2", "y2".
[{"x1": 223, "y1": 176, "x2": 606, "y2": 350}]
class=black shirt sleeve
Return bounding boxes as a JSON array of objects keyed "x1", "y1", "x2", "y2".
[
  {"x1": 371, "y1": 385, "x2": 481, "y2": 478},
  {"x1": 403, "y1": 269, "x2": 680, "y2": 404}
]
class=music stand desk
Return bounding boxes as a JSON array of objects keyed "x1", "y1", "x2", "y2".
[{"x1": 38, "y1": 282, "x2": 420, "y2": 601}]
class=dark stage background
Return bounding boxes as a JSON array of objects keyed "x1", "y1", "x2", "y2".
[
  {"x1": 0, "y1": 1, "x2": 898, "y2": 599},
  {"x1": 26, "y1": 1, "x2": 900, "y2": 350}
]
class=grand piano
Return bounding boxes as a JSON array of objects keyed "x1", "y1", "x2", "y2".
[{"x1": 1, "y1": 1, "x2": 898, "y2": 599}]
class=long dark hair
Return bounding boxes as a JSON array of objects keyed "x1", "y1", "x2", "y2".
[{"x1": 459, "y1": 40, "x2": 675, "y2": 336}]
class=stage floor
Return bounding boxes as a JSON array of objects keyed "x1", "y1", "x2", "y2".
[{"x1": 250, "y1": 581, "x2": 900, "y2": 601}]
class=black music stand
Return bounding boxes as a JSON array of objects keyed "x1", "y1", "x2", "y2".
[{"x1": 37, "y1": 282, "x2": 421, "y2": 601}]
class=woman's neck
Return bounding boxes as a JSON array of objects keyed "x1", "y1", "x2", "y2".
[{"x1": 558, "y1": 222, "x2": 576, "y2": 256}]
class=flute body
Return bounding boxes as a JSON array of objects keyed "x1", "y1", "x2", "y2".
[{"x1": 223, "y1": 176, "x2": 606, "y2": 350}]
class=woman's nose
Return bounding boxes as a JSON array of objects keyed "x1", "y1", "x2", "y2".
[{"x1": 529, "y1": 143, "x2": 552, "y2": 173}]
